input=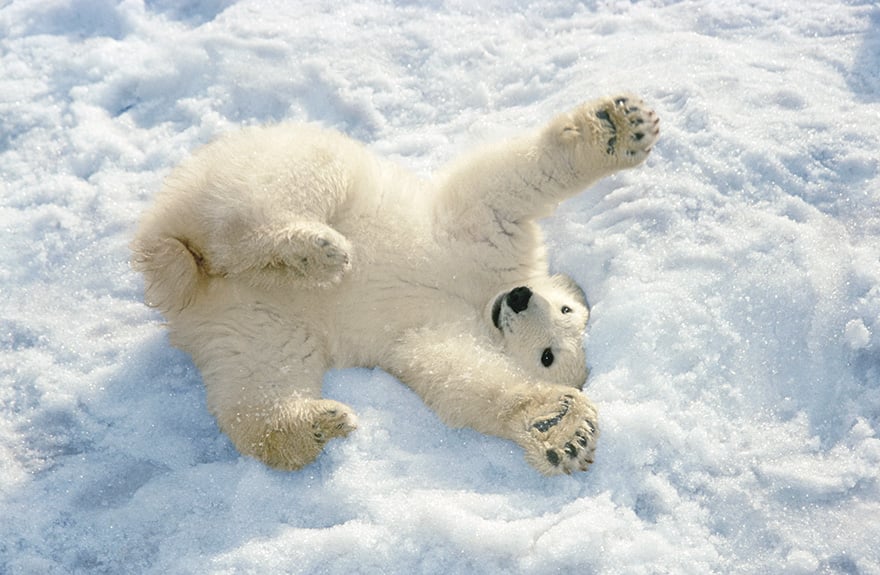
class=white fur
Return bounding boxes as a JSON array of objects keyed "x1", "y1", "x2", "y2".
[{"x1": 132, "y1": 95, "x2": 659, "y2": 475}]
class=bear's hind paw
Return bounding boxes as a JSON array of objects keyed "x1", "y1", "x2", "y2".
[
  {"x1": 310, "y1": 404, "x2": 358, "y2": 444},
  {"x1": 280, "y1": 224, "x2": 353, "y2": 283},
  {"x1": 241, "y1": 222, "x2": 353, "y2": 289},
  {"x1": 316, "y1": 235, "x2": 353, "y2": 283},
  {"x1": 250, "y1": 400, "x2": 357, "y2": 471}
]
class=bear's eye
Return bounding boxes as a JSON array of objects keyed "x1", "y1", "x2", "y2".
[
  {"x1": 561, "y1": 306, "x2": 572, "y2": 314},
  {"x1": 541, "y1": 348, "x2": 555, "y2": 367}
]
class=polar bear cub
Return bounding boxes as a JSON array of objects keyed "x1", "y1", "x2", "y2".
[{"x1": 132, "y1": 95, "x2": 659, "y2": 475}]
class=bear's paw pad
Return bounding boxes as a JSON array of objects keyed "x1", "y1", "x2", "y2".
[
  {"x1": 526, "y1": 393, "x2": 598, "y2": 475},
  {"x1": 594, "y1": 95, "x2": 659, "y2": 163}
]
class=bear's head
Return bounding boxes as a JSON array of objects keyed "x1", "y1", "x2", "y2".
[{"x1": 488, "y1": 274, "x2": 590, "y2": 389}]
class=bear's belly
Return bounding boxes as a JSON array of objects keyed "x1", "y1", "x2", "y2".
[{"x1": 320, "y1": 262, "x2": 484, "y2": 368}]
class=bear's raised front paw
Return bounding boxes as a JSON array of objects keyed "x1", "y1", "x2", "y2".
[
  {"x1": 559, "y1": 94, "x2": 659, "y2": 171},
  {"x1": 593, "y1": 94, "x2": 659, "y2": 164},
  {"x1": 520, "y1": 392, "x2": 599, "y2": 475}
]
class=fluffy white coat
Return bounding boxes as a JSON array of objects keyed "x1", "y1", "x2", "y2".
[{"x1": 132, "y1": 95, "x2": 659, "y2": 475}]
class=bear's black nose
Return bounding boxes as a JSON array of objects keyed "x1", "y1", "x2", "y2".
[{"x1": 506, "y1": 286, "x2": 532, "y2": 314}]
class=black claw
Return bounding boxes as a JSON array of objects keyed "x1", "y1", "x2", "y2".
[
  {"x1": 546, "y1": 449, "x2": 561, "y2": 467},
  {"x1": 614, "y1": 97, "x2": 628, "y2": 105},
  {"x1": 576, "y1": 433, "x2": 588, "y2": 448},
  {"x1": 564, "y1": 442, "x2": 578, "y2": 458}
]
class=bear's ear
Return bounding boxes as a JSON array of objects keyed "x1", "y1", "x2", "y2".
[{"x1": 551, "y1": 273, "x2": 589, "y2": 311}]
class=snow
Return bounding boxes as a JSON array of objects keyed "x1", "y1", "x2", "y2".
[{"x1": 1, "y1": 0, "x2": 879, "y2": 573}]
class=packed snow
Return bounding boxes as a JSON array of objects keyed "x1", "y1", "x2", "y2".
[{"x1": 2, "y1": 0, "x2": 879, "y2": 573}]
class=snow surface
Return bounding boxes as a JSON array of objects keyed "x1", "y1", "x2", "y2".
[{"x1": 2, "y1": 0, "x2": 880, "y2": 573}]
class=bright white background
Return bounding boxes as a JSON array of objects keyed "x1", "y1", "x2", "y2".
[{"x1": 1, "y1": 1, "x2": 879, "y2": 573}]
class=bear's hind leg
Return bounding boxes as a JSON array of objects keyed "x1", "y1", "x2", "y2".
[
  {"x1": 223, "y1": 397, "x2": 357, "y2": 471},
  {"x1": 178, "y1": 298, "x2": 357, "y2": 470},
  {"x1": 209, "y1": 219, "x2": 353, "y2": 290}
]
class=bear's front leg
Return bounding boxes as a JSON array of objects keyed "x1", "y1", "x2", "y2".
[
  {"x1": 433, "y1": 94, "x2": 658, "y2": 243},
  {"x1": 386, "y1": 327, "x2": 599, "y2": 476}
]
